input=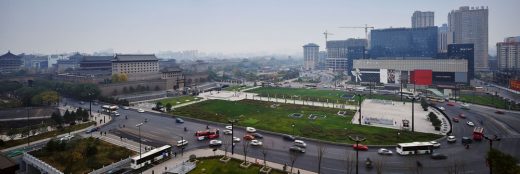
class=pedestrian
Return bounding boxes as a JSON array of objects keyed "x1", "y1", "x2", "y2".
[
  {"x1": 298, "y1": 169, "x2": 300, "y2": 174},
  {"x1": 100, "y1": 131, "x2": 102, "y2": 136},
  {"x1": 104, "y1": 132, "x2": 106, "y2": 136},
  {"x1": 174, "y1": 152, "x2": 177, "y2": 157}
]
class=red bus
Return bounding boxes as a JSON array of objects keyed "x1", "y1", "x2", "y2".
[{"x1": 473, "y1": 127, "x2": 484, "y2": 141}]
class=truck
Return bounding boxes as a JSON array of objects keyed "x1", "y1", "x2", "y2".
[{"x1": 473, "y1": 127, "x2": 484, "y2": 141}]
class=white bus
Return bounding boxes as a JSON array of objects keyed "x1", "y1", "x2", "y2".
[
  {"x1": 396, "y1": 142, "x2": 434, "y2": 155},
  {"x1": 101, "y1": 105, "x2": 118, "y2": 113},
  {"x1": 131, "y1": 145, "x2": 172, "y2": 169}
]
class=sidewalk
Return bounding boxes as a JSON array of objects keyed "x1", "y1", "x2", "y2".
[{"x1": 143, "y1": 148, "x2": 317, "y2": 174}]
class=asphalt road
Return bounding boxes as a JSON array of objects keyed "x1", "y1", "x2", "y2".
[{"x1": 64, "y1": 98, "x2": 520, "y2": 174}]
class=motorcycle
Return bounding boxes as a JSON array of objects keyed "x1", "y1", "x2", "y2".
[{"x1": 365, "y1": 158, "x2": 373, "y2": 169}]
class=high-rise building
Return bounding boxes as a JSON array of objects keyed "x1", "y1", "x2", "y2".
[
  {"x1": 317, "y1": 51, "x2": 327, "y2": 70},
  {"x1": 303, "y1": 43, "x2": 319, "y2": 70},
  {"x1": 412, "y1": 11, "x2": 434, "y2": 28},
  {"x1": 497, "y1": 37, "x2": 520, "y2": 70},
  {"x1": 449, "y1": 6, "x2": 489, "y2": 71},
  {"x1": 326, "y1": 39, "x2": 366, "y2": 72},
  {"x1": 448, "y1": 44, "x2": 474, "y2": 81},
  {"x1": 438, "y1": 24, "x2": 454, "y2": 53},
  {"x1": 370, "y1": 27, "x2": 438, "y2": 58}
]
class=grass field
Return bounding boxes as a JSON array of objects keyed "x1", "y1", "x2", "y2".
[
  {"x1": 0, "y1": 122, "x2": 95, "y2": 150},
  {"x1": 245, "y1": 87, "x2": 403, "y2": 105},
  {"x1": 189, "y1": 156, "x2": 285, "y2": 174},
  {"x1": 173, "y1": 99, "x2": 441, "y2": 145},
  {"x1": 31, "y1": 137, "x2": 135, "y2": 174},
  {"x1": 459, "y1": 92, "x2": 520, "y2": 110},
  {"x1": 157, "y1": 96, "x2": 203, "y2": 106}
]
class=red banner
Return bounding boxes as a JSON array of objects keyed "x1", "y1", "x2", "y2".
[
  {"x1": 411, "y1": 70, "x2": 432, "y2": 85},
  {"x1": 511, "y1": 80, "x2": 520, "y2": 91}
]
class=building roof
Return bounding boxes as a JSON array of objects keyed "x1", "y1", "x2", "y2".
[
  {"x1": 82, "y1": 56, "x2": 113, "y2": 62},
  {"x1": 0, "y1": 51, "x2": 21, "y2": 60},
  {"x1": 303, "y1": 43, "x2": 319, "y2": 47},
  {"x1": 113, "y1": 54, "x2": 158, "y2": 62}
]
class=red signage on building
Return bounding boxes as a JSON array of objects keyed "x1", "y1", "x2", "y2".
[
  {"x1": 410, "y1": 69, "x2": 432, "y2": 85},
  {"x1": 511, "y1": 80, "x2": 520, "y2": 92}
]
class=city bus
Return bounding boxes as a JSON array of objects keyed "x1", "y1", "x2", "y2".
[
  {"x1": 101, "y1": 105, "x2": 118, "y2": 113},
  {"x1": 130, "y1": 145, "x2": 172, "y2": 169},
  {"x1": 396, "y1": 142, "x2": 434, "y2": 155}
]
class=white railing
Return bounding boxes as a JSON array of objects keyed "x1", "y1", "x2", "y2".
[
  {"x1": 88, "y1": 157, "x2": 131, "y2": 174},
  {"x1": 23, "y1": 152, "x2": 64, "y2": 174}
]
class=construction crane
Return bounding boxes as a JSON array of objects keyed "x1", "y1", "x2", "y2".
[
  {"x1": 323, "y1": 30, "x2": 333, "y2": 48},
  {"x1": 338, "y1": 24, "x2": 375, "y2": 42}
]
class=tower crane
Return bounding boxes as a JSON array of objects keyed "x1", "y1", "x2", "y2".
[
  {"x1": 338, "y1": 24, "x2": 375, "y2": 41},
  {"x1": 323, "y1": 30, "x2": 333, "y2": 48}
]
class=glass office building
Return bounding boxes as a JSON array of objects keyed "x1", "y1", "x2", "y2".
[{"x1": 370, "y1": 27, "x2": 438, "y2": 58}]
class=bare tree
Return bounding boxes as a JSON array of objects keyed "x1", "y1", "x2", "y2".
[
  {"x1": 222, "y1": 135, "x2": 231, "y2": 160},
  {"x1": 242, "y1": 140, "x2": 251, "y2": 166},
  {"x1": 317, "y1": 142, "x2": 327, "y2": 174},
  {"x1": 261, "y1": 140, "x2": 271, "y2": 169},
  {"x1": 445, "y1": 160, "x2": 466, "y2": 174},
  {"x1": 374, "y1": 156, "x2": 385, "y2": 174},
  {"x1": 289, "y1": 150, "x2": 300, "y2": 174},
  {"x1": 343, "y1": 150, "x2": 355, "y2": 174}
]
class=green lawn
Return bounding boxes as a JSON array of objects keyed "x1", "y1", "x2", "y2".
[
  {"x1": 246, "y1": 87, "x2": 403, "y2": 105},
  {"x1": 0, "y1": 122, "x2": 95, "y2": 150},
  {"x1": 31, "y1": 137, "x2": 135, "y2": 174},
  {"x1": 189, "y1": 156, "x2": 285, "y2": 174},
  {"x1": 224, "y1": 85, "x2": 250, "y2": 91},
  {"x1": 459, "y1": 92, "x2": 520, "y2": 111},
  {"x1": 173, "y1": 99, "x2": 441, "y2": 145},
  {"x1": 156, "y1": 96, "x2": 203, "y2": 106}
]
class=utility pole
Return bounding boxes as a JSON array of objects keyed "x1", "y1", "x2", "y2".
[
  {"x1": 229, "y1": 119, "x2": 237, "y2": 155},
  {"x1": 358, "y1": 94, "x2": 362, "y2": 125},
  {"x1": 136, "y1": 123, "x2": 144, "y2": 159},
  {"x1": 412, "y1": 80, "x2": 416, "y2": 132},
  {"x1": 26, "y1": 107, "x2": 30, "y2": 148},
  {"x1": 349, "y1": 135, "x2": 366, "y2": 174}
]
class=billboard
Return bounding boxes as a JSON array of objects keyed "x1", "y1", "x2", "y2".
[
  {"x1": 410, "y1": 69, "x2": 432, "y2": 85},
  {"x1": 511, "y1": 80, "x2": 520, "y2": 92},
  {"x1": 379, "y1": 69, "x2": 398, "y2": 84},
  {"x1": 380, "y1": 69, "x2": 388, "y2": 84}
]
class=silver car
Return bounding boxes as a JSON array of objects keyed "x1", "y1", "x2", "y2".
[{"x1": 377, "y1": 148, "x2": 393, "y2": 155}]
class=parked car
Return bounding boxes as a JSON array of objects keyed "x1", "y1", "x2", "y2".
[
  {"x1": 430, "y1": 153, "x2": 448, "y2": 160},
  {"x1": 294, "y1": 140, "x2": 307, "y2": 148},
  {"x1": 233, "y1": 137, "x2": 241, "y2": 142},
  {"x1": 352, "y1": 144, "x2": 368, "y2": 151},
  {"x1": 462, "y1": 136, "x2": 472, "y2": 144},
  {"x1": 289, "y1": 146, "x2": 306, "y2": 153},
  {"x1": 283, "y1": 134, "x2": 295, "y2": 141},
  {"x1": 447, "y1": 136, "x2": 456, "y2": 143},
  {"x1": 246, "y1": 127, "x2": 256, "y2": 133},
  {"x1": 209, "y1": 140, "x2": 222, "y2": 147},
  {"x1": 175, "y1": 118, "x2": 184, "y2": 123},
  {"x1": 243, "y1": 134, "x2": 255, "y2": 141},
  {"x1": 377, "y1": 148, "x2": 393, "y2": 155},
  {"x1": 223, "y1": 130, "x2": 232, "y2": 135},
  {"x1": 137, "y1": 109, "x2": 145, "y2": 113},
  {"x1": 177, "y1": 140, "x2": 188, "y2": 147},
  {"x1": 430, "y1": 141, "x2": 441, "y2": 148},
  {"x1": 253, "y1": 133, "x2": 263, "y2": 139},
  {"x1": 251, "y1": 140, "x2": 263, "y2": 146},
  {"x1": 466, "y1": 121, "x2": 475, "y2": 127},
  {"x1": 452, "y1": 117, "x2": 459, "y2": 123}
]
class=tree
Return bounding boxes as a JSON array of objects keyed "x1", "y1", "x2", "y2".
[
  {"x1": 261, "y1": 140, "x2": 272, "y2": 170},
  {"x1": 40, "y1": 90, "x2": 59, "y2": 106},
  {"x1": 129, "y1": 86, "x2": 135, "y2": 93},
  {"x1": 165, "y1": 103, "x2": 173, "y2": 112},
  {"x1": 7, "y1": 128, "x2": 18, "y2": 141},
  {"x1": 242, "y1": 140, "x2": 251, "y2": 166},
  {"x1": 155, "y1": 101, "x2": 163, "y2": 109},
  {"x1": 119, "y1": 73, "x2": 128, "y2": 82},
  {"x1": 111, "y1": 74, "x2": 121, "y2": 83},
  {"x1": 317, "y1": 142, "x2": 326, "y2": 174},
  {"x1": 487, "y1": 148, "x2": 520, "y2": 174},
  {"x1": 51, "y1": 112, "x2": 64, "y2": 126},
  {"x1": 289, "y1": 150, "x2": 300, "y2": 174},
  {"x1": 421, "y1": 98, "x2": 429, "y2": 111}
]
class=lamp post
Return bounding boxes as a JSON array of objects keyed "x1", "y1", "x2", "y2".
[
  {"x1": 357, "y1": 94, "x2": 363, "y2": 125},
  {"x1": 291, "y1": 123, "x2": 295, "y2": 137},
  {"x1": 484, "y1": 135, "x2": 501, "y2": 174},
  {"x1": 136, "y1": 123, "x2": 144, "y2": 158},
  {"x1": 229, "y1": 119, "x2": 237, "y2": 155},
  {"x1": 412, "y1": 80, "x2": 416, "y2": 132},
  {"x1": 88, "y1": 92, "x2": 93, "y2": 118},
  {"x1": 349, "y1": 135, "x2": 366, "y2": 174},
  {"x1": 26, "y1": 107, "x2": 31, "y2": 148}
]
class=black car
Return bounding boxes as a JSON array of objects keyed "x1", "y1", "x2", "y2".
[
  {"x1": 462, "y1": 137, "x2": 473, "y2": 144},
  {"x1": 283, "y1": 134, "x2": 295, "y2": 141},
  {"x1": 430, "y1": 153, "x2": 448, "y2": 160},
  {"x1": 176, "y1": 118, "x2": 184, "y2": 123},
  {"x1": 253, "y1": 133, "x2": 263, "y2": 139}
]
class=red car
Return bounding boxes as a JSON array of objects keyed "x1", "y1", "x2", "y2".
[
  {"x1": 447, "y1": 103, "x2": 455, "y2": 106},
  {"x1": 243, "y1": 134, "x2": 255, "y2": 141},
  {"x1": 495, "y1": 111, "x2": 505, "y2": 114},
  {"x1": 452, "y1": 117, "x2": 459, "y2": 122},
  {"x1": 352, "y1": 144, "x2": 368, "y2": 151},
  {"x1": 458, "y1": 113, "x2": 466, "y2": 119},
  {"x1": 207, "y1": 134, "x2": 219, "y2": 139}
]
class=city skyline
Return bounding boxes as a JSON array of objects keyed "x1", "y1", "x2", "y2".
[{"x1": 1, "y1": 0, "x2": 519, "y2": 56}]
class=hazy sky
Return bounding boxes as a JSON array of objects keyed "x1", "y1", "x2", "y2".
[{"x1": 1, "y1": 0, "x2": 519, "y2": 56}]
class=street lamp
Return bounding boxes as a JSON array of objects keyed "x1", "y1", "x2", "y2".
[
  {"x1": 229, "y1": 119, "x2": 237, "y2": 155},
  {"x1": 291, "y1": 123, "x2": 295, "y2": 137},
  {"x1": 484, "y1": 135, "x2": 501, "y2": 174},
  {"x1": 412, "y1": 80, "x2": 416, "y2": 132},
  {"x1": 136, "y1": 122, "x2": 144, "y2": 159},
  {"x1": 357, "y1": 94, "x2": 364, "y2": 125},
  {"x1": 349, "y1": 135, "x2": 366, "y2": 174}
]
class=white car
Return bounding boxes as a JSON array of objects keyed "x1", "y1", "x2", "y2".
[
  {"x1": 177, "y1": 139, "x2": 188, "y2": 147},
  {"x1": 233, "y1": 137, "x2": 241, "y2": 142},
  {"x1": 377, "y1": 148, "x2": 393, "y2": 155},
  {"x1": 197, "y1": 136, "x2": 206, "y2": 141},
  {"x1": 122, "y1": 106, "x2": 130, "y2": 110},
  {"x1": 60, "y1": 135, "x2": 74, "y2": 141},
  {"x1": 439, "y1": 107, "x2": 445, "y2": 111},
  {"x1": 294, "y1": 140, "x2": 307, "y2": 148},
  {"x1": 430, "y1": 141, "x2": 441, "y2": 148},
  {"x1": 223, "y1": 130, "x2": 232, "y2": 135},
  {"x1": 466, "y1": 121, "x2": 475, "y2": 127},
  {"x1": 225, "y1": 125, "x2": 233, "y2": 130},
  {"x1": 246, "y1": 127, "x2": 256, "y2": 133},
  {"x1": 251, "y1": 140, "x2": 263, "y2": 146},
  {"x1": 447, "y1": 135, "x2": 456, "y2": 143},
  {"x1": 137, "y1": 109, "x2": 145, "y2": 113},
  {"x1": 209, "y1": 140, "x2": 222, "y2": 146},
  {"x1": 461, "y1": 103, "x2": 470, "y2": 107}
]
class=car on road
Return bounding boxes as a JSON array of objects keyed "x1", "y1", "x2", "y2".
[
  {"x1": 122, "y1": 106, "x2": 130, "y2": 110},
  {"x1": 209, "y1": 140, "x2": 222, "y2": 147},
  {"x1": 439, "y1": 106, "x2": 445, "y2": 111},
  {"x1": 251, "y1": 140, "x2": 263, "y2": 146},
  {"x1": 353, "y1": 144, "x2": 368, "y2": 151},
  {"x1": 430, "y1": 153, "x2": 448, "y2": 160},
  {"x1": 60, "y1": 135, "x2": 74, "y2": 142},
  {"x1": 458, "y1": 113, "x2": 466, "y2": 119},
  {"x1": 447, "y1": 136, "x2": 456, "y2": 143},
  {"x1": 246, "y1": 127, "x2": 256, "y2": 133},
  {"x1": 283, "y1": 134, "x2": 295, "y2": 141},
  {"x1": 86, "y1": 127, "x2": 99, "y2": 133},
  {"x1": 80, "y1": 101, "x2": 85, "y2": 105},
  {"x1": 197, "y1": 136, "x2": 206, "y2": 141},
  {"x1": 137, "y1": 109, "x2": 145, "y2": 113},
  {"x1": 243, "y1": 134, "x2": 255, "y2": 141},
  {"x1": 253, "y1": 133, "x2": 263, "y2": 139},
  {"x1": 113, "y1": 112, "x2": 120, "y2": 117},
  {"x1": 177, "y1": 140, "x2": 188, "y2": 147},
  {"x1": 289, "y1": 146, "x2": 306, "y2": 153},
  {"x1": 452, "y1": 117, "x2": 459, "y2": 122},
  {"x1": 175, "y1": 118, "x2": 184, "y2": 123},
  {"x1": 225, "y1": 125, "x2": 233, "y2": 130},
  {"x1": 430, "y1": 141, "x2": 441, "y2": 148},
  {"x1": 466, "y1": 121, "x2": 475, "y2": 127},
  {"x1": 207, "y1": 134, "x2": 219, "y2": 139},
  {"x1": 495, "y1": 110, "x2": 505, "y2": 114},
  {"x1": 462, "y1": 136, "x2": 472, "y2": 144},
  {"x1": 377, "y1": 148, "x2": 393, "y2": 155},
  {"x1": 294, "y1": 140, "x2": 307, "y2": 148},
  {"x1": 223, "y1": 130, "x2": 232, "y2": 135},
  {"x1": 461, "y1": 103, "x2": 470, "y2": 108},
  {"x1": 233, "y1": 137, "x2": 241, "y2": 142},
  {"x1": 447, "y1": 103, "x2": 455, "y2": 106}
]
